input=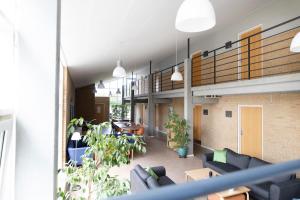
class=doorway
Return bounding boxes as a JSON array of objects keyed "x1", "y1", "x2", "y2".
[
  {"x1": 238, "y1": 105, "x2": 263, "y2": 158},
  {"x1": 95, "y1": 103, "x2": 105, "y2": 123},
  {"x1": 193, "y1": 105, "x2": 202, "y2": 144},
  {"x1": 239, "y1": 25, "x2": 263, "y2": 79}
]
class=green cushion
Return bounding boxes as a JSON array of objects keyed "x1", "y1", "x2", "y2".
[
  {"x1": 213, "y1": 149, "x2": 227, "y2": 163},
  {"x1": 146, "y1": 167, "x2": 159, "y2": 180}
]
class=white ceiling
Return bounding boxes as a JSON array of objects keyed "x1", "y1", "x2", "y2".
[{"x1": 61, "y1": 0, "x2": 274, "y2": 87}]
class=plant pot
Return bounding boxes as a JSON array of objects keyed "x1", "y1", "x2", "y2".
[{"x1": 177, "y1": 147, "x2": 188, "y2": 158}]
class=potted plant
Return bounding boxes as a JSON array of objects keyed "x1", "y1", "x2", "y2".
[
  {"x1": 165, "y1": 112, "x2": 190, "y2": 158},
  {"x1": 59, "y1": 118, "x2": 146, "y2": 200}
]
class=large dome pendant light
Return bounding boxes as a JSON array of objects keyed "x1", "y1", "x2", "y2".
[
  {"x1": 171, "y1": 31, "x2": 183, "y2": 81},
  {"x1": 290, "y1": 32, "x2": 300, "y2": 52},
  {"x1": 113, "y1": 43, "x2": 126, "y2": 77},
  {"x1": 175, "y1": 0, "x2": 216, "y2": 33}
]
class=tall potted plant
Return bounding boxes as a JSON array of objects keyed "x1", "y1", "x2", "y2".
[
  {"x1": 165, "y1": 112, "x2": 190, "y2": 158},
  {"x1": 59, "y1": 118, "x2": 146, "y2": 199}
]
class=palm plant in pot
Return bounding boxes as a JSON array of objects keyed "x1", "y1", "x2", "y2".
[{"x1": 165, "y1": 111, "x2": 190, "y2": 158}]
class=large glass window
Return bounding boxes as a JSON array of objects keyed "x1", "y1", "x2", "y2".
[{"x1": 95, "y1": 78, "x2": 131, "y2": 120}]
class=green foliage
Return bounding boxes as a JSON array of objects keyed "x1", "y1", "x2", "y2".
[
  {"x1": 67, "y1": 117, "x2": 84, "y2": 138},
  {"x1": 111, "y1": 104, "x2": 130, "y2": 120},
  {"x1": 165, "y1": 111, "x2": 190, "y2": 148},
  {"x1": 60, "y1": 118, "x2": 146, "y2": 200}
]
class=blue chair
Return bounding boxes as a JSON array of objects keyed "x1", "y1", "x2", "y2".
[
  {"x1": 102, "y1": 127, "x2": 112, "y2": 135},
  {"x1": 67, "y1": 147, "x2": 91, "y2": 166}
]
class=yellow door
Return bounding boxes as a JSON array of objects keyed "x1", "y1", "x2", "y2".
[
  {"x1": 193, "y1": 105, "x2": 202, "y2": 142},
  {"x1": 241, "y1": 107, "x2": 262, "y2": 158},
  {"x1": 240, "y1": 26, "x2": 262, "y2": 79}
]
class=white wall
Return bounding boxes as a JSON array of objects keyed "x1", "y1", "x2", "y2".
[
  {"x1": 15, "y1": 0, "x2": 60, "y2": 199},
  {"x1": 142, "y1": 0, "x2": 300, "y2": 73}
]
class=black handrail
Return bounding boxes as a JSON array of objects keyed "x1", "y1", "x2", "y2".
[{"x1": 191, "y1": 16, "x2": 300, "y2": 87}]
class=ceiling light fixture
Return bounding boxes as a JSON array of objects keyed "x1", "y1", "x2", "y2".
[
  {"x1": 175, "y1": 0, "x2": 216, "y2": 33},
  {"x1": 113, "y1": 43, "x2": 126, "y2": 77},
  {"x1": 171, "y1": 31, "x2": 183, "y2": 81},
  {"x1": 98, "y1": 80, "x2": 105, "y2": 89},
  {"x1": 132, "y1": 72, "x2": 138, "y2": 91},
  {"x1": 290, "y1": 32, "x2": 300, "y2": 52}
]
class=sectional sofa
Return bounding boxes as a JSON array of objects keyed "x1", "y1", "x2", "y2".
[{"x1": 202, "y1": 148, "x2": 300, "y2": 200}]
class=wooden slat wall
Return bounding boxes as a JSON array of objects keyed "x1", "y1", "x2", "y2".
[
  {"x1": 192, "y1": 52, "x2": 202, "y2": 87},
  {"x1": 263, "y1": 27, "x2": 300, "y2": 76},
  {"x1": 215, "y1": 49, "x2": 238, "y2": 83}
]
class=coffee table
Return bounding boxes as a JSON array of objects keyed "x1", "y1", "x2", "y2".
[{"x1": 184, "y1": 168, "x2": 250, "y2": 200}]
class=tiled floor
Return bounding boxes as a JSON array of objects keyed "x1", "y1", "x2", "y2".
[{"x1": 110, "y1": 136, "x2": 207, "y2": 184}]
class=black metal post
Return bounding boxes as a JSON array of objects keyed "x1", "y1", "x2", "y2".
[
  {"x1": 160, "y1": 71, "x2": 162, "y2": 92},
  {"x1": 171, "y1": 67, "x2": 174, "y2": 89},
  {"x1": 248, "y1": 37, "x2": 251, "y2": 79},
  {"x1": 121, "y1": 85, "x2": 125, "y2": 120},
  {"x1": 187, "y1": 38, "x2": 190, "y2": 59},
  {"x1": 130, "y1": 72, "x2": 135, "y2": 122},
  {"x1": 213, "y1": 50, "x2": 216, "y2": 84}
]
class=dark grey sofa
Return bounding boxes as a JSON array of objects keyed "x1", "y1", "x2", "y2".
[
  {"x1": 202, "y1": 148, "x2": 300, "y2": 200},
  {"x1": 130, "y1": 164, "x2": 175, "y2": 193}
]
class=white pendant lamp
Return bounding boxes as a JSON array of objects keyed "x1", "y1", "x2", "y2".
[
  {"x1": 171, "y1": 31, "x2": 183, "y2": 81},
  {"x1": 113, "y1": 43, "x2": 126, "y2": 77},
  {"x1": 113, "y1": 60, "x2": 126, "y2": 77},
  {"x1": 176, "y1": 0, "x2": 216, "y2": 33},
  {"x1": 98, "y1": 80, "x2": 105, "y2": 89},
  {"x1": 171, "y1": 66, "x2": 183, "y2": 81},
  {"x1": 290, "y1": 32, "x2": 300, "y2": 52},
  {"x1": 132, "y1": 82, "x2": 138, "y2": 91}
]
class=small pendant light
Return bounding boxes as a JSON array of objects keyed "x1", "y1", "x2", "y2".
[
  {"x1": 98, "y1": 80, "x2": 105, "y2": 89},
  {"x1": 171, "y1": 31, "x2": 183, "y2": 81}
]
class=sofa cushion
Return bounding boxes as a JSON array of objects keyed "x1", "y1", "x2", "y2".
[
  {"x1": 213, "y1": 150, "x2": 227, "y2": 163},
  {"x1": 224, "y1": 148, "x2": 251, "y2": 169},
  {"x1": 134, "y1": 165, "x2": 150, "y2": 182},
  {"x1": 249, "y1": 181, "x2": 272, "y2": 199},
  {"x1": 157, "y1": 176, "x2": 175, "y2": 186},
  {"x1": 206, "y1": 161, "x2": 240, "y2": 174},
  {"x1": 146, "y1": 176, "x2": 160, "y2": 189}
]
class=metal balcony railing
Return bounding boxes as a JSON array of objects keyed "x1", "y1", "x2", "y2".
[
  {"x1": 124, "y1": 75, "x2": 150, "y2": 98},
  {"x1": 192, "y1": 16, "x2": 300, "y2": 87},
  {"x1": 110, "y1": 159, "x2": 300, "y2": 200},
  {"x1": 152, "y1": 62, "x2": 185, "y2": 93}
]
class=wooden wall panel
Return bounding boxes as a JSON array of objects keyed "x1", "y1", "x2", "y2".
[
  {"x1": 215, "y1": 49, "x2": 238, "y2": 83},
  {"x1": 263, "y1": 27, "x2": 300, "y2": 76},
  {"x1": 75, "y1": 84, "x2": 95, "y2": 121}
]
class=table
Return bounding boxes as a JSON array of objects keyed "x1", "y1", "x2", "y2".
[
  {"x1": 112, "y1": 121, "x2": 140, "y2": 132},
  {"x1": 184, "y1": 168, "x2": 250, "y2": 200}
]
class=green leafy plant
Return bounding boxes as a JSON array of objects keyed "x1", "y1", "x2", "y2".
[
  {"x1": 111, "y1": 104, "x2": 130, "y2": 120},
  {"x1": 165, "y1": 112, "x2": 190, "y2": 149},
  {"x1": 67, "y1": 117, "x2": 84, "y2": 138},
  {"x1": 59, "y1": 119, "x2": 146, "y2": 200}
]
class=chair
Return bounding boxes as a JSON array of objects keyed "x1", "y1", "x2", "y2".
[
  {"x1": 134, "y1": 126, "x2": 144, "y2": 136},
  {"x1": 67, "y1": 147, "x2": 91, "y2": 166}
]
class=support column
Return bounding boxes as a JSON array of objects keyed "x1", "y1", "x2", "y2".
[
  {"x1": 184, "y1": 58, "x2": 193, "y2": 156},
  {"x1": 147, "y1": 74, "x2": 155, "y2": 137},
  {"x1": 15, "y1": 0, "x2": 60, "y2": 199}
]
